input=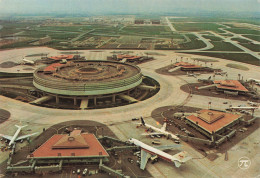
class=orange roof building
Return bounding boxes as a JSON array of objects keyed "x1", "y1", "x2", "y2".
[
  {"x1": 29, "y1": 130, "x2": 109, "y2": 163},
  {"x1": 48, "y1": 55, "x2": 75, "y2": 61},
  {"x1": 185, "y1": 109, "x2": 242, "y2": 137},
  {"x1": 117, "y1": 54, "x2": 142, "y2": 61},
  {"x1": 174, "y1": 62, "x2": 205, "y2": 71},
  {"x1": 214, "y1": 80, "x2": 248, "y2": 92}
]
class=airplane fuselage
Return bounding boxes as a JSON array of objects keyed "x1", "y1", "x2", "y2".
[
  {"x1": 230, "y1": 107, "x2": 259, "y2": 110},
  {"x1": 9, "y1": 128, "x2": 22, "y2": 146},
  {"x1": 144, "y1": 124, "x2": 179, "y2": 140},
  {"x1": 130, "y1": 138, "x2": 174, "y2": 162}
]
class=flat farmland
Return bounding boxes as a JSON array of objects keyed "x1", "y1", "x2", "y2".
[
  {"x1": 207, "y1": 41, "x2": 243, "y2": 51},
  {"x1": 33, "y1": 25, "x2": 94, "y2": 32},
  {"x1": 202, "y1": 35, "x2": 223, "y2": 41},
  {"x1": 239, "y1": 43, "x2": 260, "y2": 52},
  {"x1": 242, "y1": 35, "x2": 260, "y2": 42},
  {"x1": 119, "y1": 25, "x2": 172, "y2": 36},
  {"x1": 172, "y1": 22, "x2": 224, "y2": 33},
  {"x1": 225, "y1": 28, "x2": 260, "y2": 35}
]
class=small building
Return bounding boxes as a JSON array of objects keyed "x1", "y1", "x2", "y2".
[
  {"x1": 185, "y1": 109, "x2": 242, "y2": 138},
  {"x1": 48, "y1": 55, "x2": 75, "y2": 61},
  {"x1": 134, "y1": 19, "x2": 144, "y2": 24},
  {"x1": 116, "y1": 54, "x2": 143, "y2": 62},
  {"x1": 174, "y1": 62, "x2": 206, "y2": 71},
  {"x1": 214, "y1": 80, "x2": 248, "y2": 94},
  {"x1": 28, "y1": 130, "x2": 109, "y2": 164}
]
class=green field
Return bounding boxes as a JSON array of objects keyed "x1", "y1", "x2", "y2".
[
  {"x1": 184, "y1": 52, "x2": 259, "y2": 66},
  {"x1": 172, "y1": 23, "x2": 224, "y2": 33},
  {"x1": 0, "y1": 22, "x2": 37, "y2": 36},
  {"x1": 231, "y1": 38, "x2": 251, "y2": 43},
  {"x1": 207, "y1": 42, "x2": 243, "y2": 51},
  {"x1": 33, "y1": 25, "x2": 93, "y2": 32},
  {"x1": 239, "y1": 43, "x2": 260, "y2": 52},
  {"x1": 203, "y1": 35, "x2": 223, "y2": 41},
  {"x1": 225, "y1": 28, "x2": 260, "y2": 35},
  {"x1": 155, "y1": 34, "x2": 206, "y2": 50},
  {"x1": 226, "y1": 63, "x2": 249, "y2": 71},
  {"x1": 119, "y1": 26, "x2": 181, "y2": 38},
  {"x1": 242, "y1": 35, "x2": 260, "y2": 42}
]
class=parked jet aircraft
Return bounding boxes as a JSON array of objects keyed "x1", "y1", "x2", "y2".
[
  {"x1": 128, "y1": 138, "x2": 191, "y2": 170},
  {"x1": 229, "y1": 106, "x2": 259, "y2": 111},
  {"x1": 186, "y1": 72, "x2": 200, "y2": 78},
  {"x1": 0, "y1": 125, "x2": 38, "y2": 147},
  {"x1": 247, "y1": 101, "x2": 259, "y2": 107},
  {"x1": 137, "y1": 117, "x2": 179, "y2": 141},
  {"x1": 21, "y1": 58, "x2": 35, "y2": 65}
]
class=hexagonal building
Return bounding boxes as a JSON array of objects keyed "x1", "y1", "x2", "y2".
[{"x1": 32, "y1": 60, "x2": 157, "y2": 109}]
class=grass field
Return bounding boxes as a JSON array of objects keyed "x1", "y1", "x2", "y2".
[
  {"x1": 120, "y1": 26, "x2": 177, "y2": 37},
  {"x1": 34, "y1": 25, "x2": 93, "y2": 32},
  {"x1": 172, "y1": 23, "x2": 224, "y2": 33},
  {"x1": 225, "y1": 28, "x2": 260, "y2": 35},
  {"x1": 207, "y1": 42, "x2": 243, "y2": 51},
  {"x1": 193, "y1": 58, "x2": 219, "y2": 62},
  {"x1": 242, "y1": 35, "x2": 260, "y2": 42},
  {"x1": 231, "y1": 38, "x2": 251, "y2": 43},
  {"x1": 239, "y1": 43, "x2": 260, "y2": 52},
  {"x1": 184, "y1": 52, "x2": 259, "y2": 66},
  {"x1": 203, "y1": 35, "x2": 223, "y2": 41},
  {"x1": 18, "y1": 30, "x2": 79, "y2": 40},
  {"x1": 226, "y1": 63, "x2": 249, "y2": 71},
  {"x1": 0, "y1": 22, "x2": 37, "y2": 36},
  {"x1": 154, "y1": 34, "x2": 206, "y2": 50}
]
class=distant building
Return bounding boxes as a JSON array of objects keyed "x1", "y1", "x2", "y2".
[
  {"x1": 151, "y1": 19, "x2": 161, "y2": 24},
  {"x1": 39, "y1": 36, "x2": 51, "y2": 45},
  {"x1": 134, "y1": 19, "x2": 144, "y2": 24},
  {"x1": 174, "y1": 62, "x2": 206, "y2": 71}
]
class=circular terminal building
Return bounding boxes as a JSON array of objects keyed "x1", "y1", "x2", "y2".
[{"x1": 33, "y1": 60, "x2": 158, "y2": 109}]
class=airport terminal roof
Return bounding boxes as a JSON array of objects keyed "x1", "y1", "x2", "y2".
[
  {"x1": 48, "y1": 55, "x2": 74, "y2": 61},
  {"x1": 30, "y1": 130, "x2": 109, "y2": 158},
  {"x1": 186, "y1": 110, "x2": 241, "y2": 134},
  {"x1": 43, "y1": 63, "x2": 64, "y2": 72},
  {"x1": 214, "y1": 80, "x2": 248, "y2": 92},
  {"x1": 174, "y1": 62, "x2": 203, "y2": 69}
]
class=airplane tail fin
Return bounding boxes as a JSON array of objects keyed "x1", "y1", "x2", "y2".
[
  {"x1": 161, "y1": 123, "x2": 167, "y2": 131},
  {"x1": 172, "y1": 151, "x2": 192, "y2": 167},
  {"x1": 15, "y1": 125, "x2": 27, "y2": 129},
  {"x1": 141, "y1": 117, "x2": 145, "y2": 126}
]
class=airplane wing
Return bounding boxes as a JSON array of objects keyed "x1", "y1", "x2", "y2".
[
  {"x1": 161, "y1": 123, "x2": 167, "y2": 131},
  {"x1": 153, "y1": 144, "x2": 181, "y2": 151},
  {"x1": 15, "y1": 132, "x2": 38, "y2": 141},
  {"x1": 172, "y1": 151, "x2": 192, "y2": 167},
  {"x1": 0, "y1": 134, "x2": 13, "y2": 141},
  {"x1": 140, "y1": 149, "x2": 152, "y2": 170},
  {"x1": 141, "y1": 132, "x2": 164, "y2": 136}
]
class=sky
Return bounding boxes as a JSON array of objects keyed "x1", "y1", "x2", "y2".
[{"x1": 0, "y1": 0, "x2": 259, "y2": 15}]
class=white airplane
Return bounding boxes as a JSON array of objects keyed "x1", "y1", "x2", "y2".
[
  {"x1": 247, "y1": 101, "x2": 259, "y2": 107},
  {"x1": 128, "y1": 138, "x2": 191, "y2": 170},
  {"x1": 214, "y1": 71, "x2": 227, "y2": 76},
  {"x1": 248, "y1": 78, "x2": 260, "y2": 83},
  {"x1": 22, "y1": 58, "x2": 35, "y2": 65},
  {"x1": 229, "y1": 106, "x2": 259, "y2": 111},
  {"x1": 187, "y1": 72, "x2": 200, "y2": 78},
  {"x1": 138, "y1": 117, "x2": 179, "y2": 141},
  {"x1": 0, "y1": 125, "x2": 38, "y2": 147}
]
